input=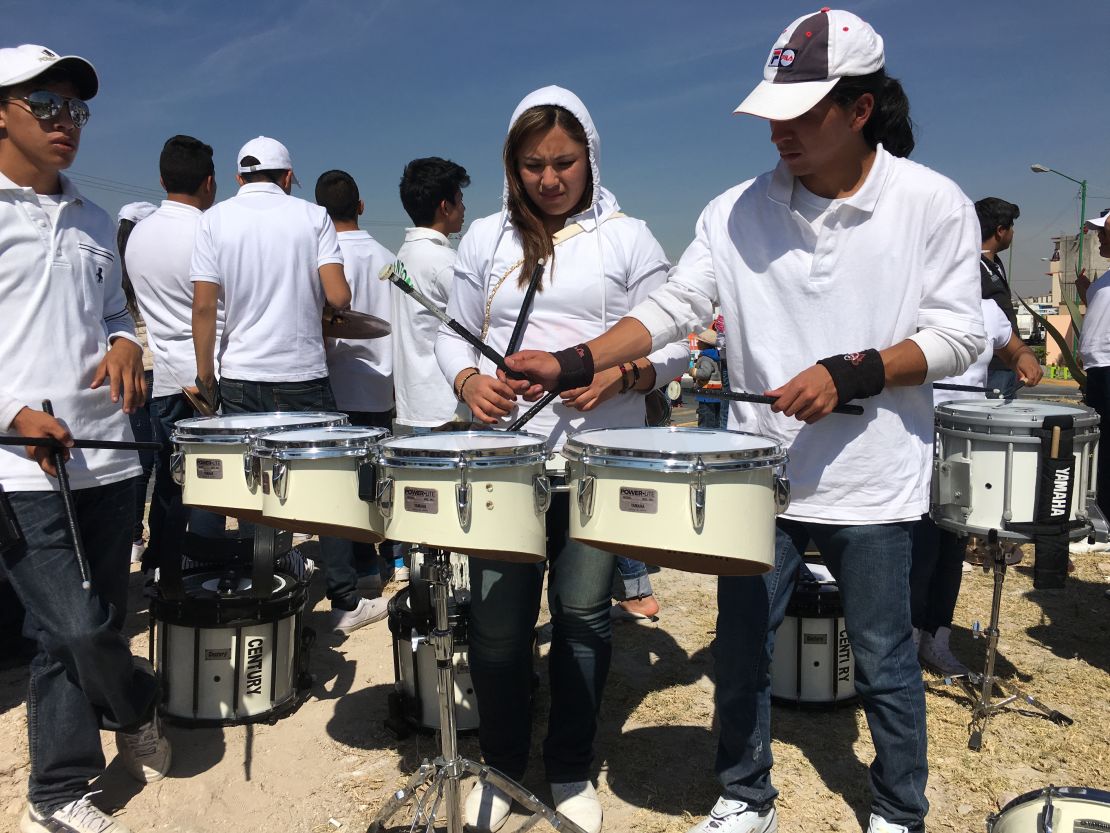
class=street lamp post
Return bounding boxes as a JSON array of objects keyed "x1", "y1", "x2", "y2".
[{"x1": 1031, "y1": 163, "x2": 1088, "y2": 279}]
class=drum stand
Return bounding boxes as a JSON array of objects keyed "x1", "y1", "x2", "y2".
[
  {"x1": 367, "y1": 548, "x2": 587, "y2": 833},
  {"x1": 926, "y1": 530, "x2": 1072, "y2": 751}
]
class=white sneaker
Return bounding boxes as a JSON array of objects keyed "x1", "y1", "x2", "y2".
[
  {"x1": 22, "y1": 795, "x2": 132, "y2": 833},
  {"x1": 867, "y1": 814, "x2": 910, "y2": 833},
  {"x1": 393, "y1": 565, "x2": 411, "y2": 583},
  {"x1": 464, "y1": 779, "x2": 511, "y2": 832},
  {"x1": 918, "y1": 626, "x2": 969, "y2": 677},
  {"x1": 330, "y1": 597, "x2": 387, "y2": 635},
  {"x1": 129, "y1": 540, "x2": 145, "y2": 564},
  {"x1": 116, "y1": 713, "x2": 172, "y2": 783},
  {"x1": 687, "y1": 797, "x2": 777, "y2": 833},
  {"x1": 551, "y1": 781, "x2": 602, "y2": 833}
]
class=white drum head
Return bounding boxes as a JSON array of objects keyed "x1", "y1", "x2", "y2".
[
  {"x1": 378, "y1": 430, "x2": 548, "y2": 468},
  {"x1": 563, "y1": 427, "x2": 785, "y2": 470},
  {"x1": 175, "y1": 412, "x2": 346, "y2": 440},
  {"x1": 256, "y1": 426, "x2": 386, "y2": 446},
  {"x1": 937, "y1": 399, "x2": 1095, "y2": 423}
]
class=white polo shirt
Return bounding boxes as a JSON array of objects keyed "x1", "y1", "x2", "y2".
[
  {"x1": 190, "y1": 182, "x2": 343, "y2": 382},
  {"x1": 125, "y1": 199, "x2": 224, "y2": 398},
  {"x1": 1081, "y1": 270, "x2": 1110, "y2": 369},
  {"x1": 326, "y1": 230, "x2": 394, "y2": 412},
  {"x1": 393, "y1": 227, "x2": 459, "y2": 426},
  {"x1": 934, "y1": 301, "x2": 1012, "y2": 407},
  {"x1": 0, "y1": 173, "x2": 141, "y2": 492}
]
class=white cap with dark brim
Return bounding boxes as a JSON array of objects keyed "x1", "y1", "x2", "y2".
[
  {"x1": 0, "y1": 44, "x2": 98, "y2": 99},
  {"x1": 734, "y1": 8, "x2": 884, "y2": 121}
]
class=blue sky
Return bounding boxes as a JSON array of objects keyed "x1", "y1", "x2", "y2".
[{"x1": 7, "y1": 0, "x2": 1108, "y2": 296}]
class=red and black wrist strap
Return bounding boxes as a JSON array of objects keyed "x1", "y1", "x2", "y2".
[
  {"x1": 551, "y1": 343, "x2": 595, "y2": 392},
  {"x1": 817, "y1": 349, "x2": 885, "y2": 406}
]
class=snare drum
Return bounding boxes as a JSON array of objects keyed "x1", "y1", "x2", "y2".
[
  {"x1": 771, "y1": 562, "x2": 856, "y2": 707},
  {"x1": 254, "y1": 426, "x2": 388, "y2": 543},
  {"x1": 172, "y1": 412, "x2": 347, "y2": 521},
  {"x1": 151, "y1": 569, "x2": 311, "y2": 725},
  {"x1": 561, "y1": 427, "x2": 788, "y2": 576},
  {"x1": 376, "y1": 432, "x2": 550, "y2": 562},
  {"x1": 988, "y1": 785, "x2": 1110, "y2": 832},
  {"x1": 932, "y1": 401, "x2": 1099, "y2": 541}
]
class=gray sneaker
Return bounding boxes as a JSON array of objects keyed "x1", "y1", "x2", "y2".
[
  {"x1": 116, "y1": 712, "x2": 171, "y2": 783},
  {"x1": 330, "y1": 597, "x2": 387, "y2": 634},
  {"x1": 22, "y1": 795, "x2": 132, "y2": 833}
]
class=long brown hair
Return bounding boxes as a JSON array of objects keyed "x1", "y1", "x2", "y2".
[{"x1": 503, "y1": 105, "x2": 594, "y2": 289}]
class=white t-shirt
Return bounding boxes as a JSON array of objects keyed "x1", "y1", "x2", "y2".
[
  {"x1": 326, "y1": 230, "x2": 394, "y2": 412},
  {"x1": 631, "y1": 146, "x2": 985, "y2": 523},
  {"x1": 0, "y1": 173, "x2": 140, "y2": 491},
  {"x1": 190, "y1": 182, "x2": 343, "y2": 382},
  {"x1": 934, "y1": 301, "x2": 1012, "y2": 407},
  {"x1": 125, "y1": 200, "x2": 224, "y2": 398},
  {"x1": 1080, "y1": 270, "x2": 1110, "y2": 369},
  {"x1": 393, "y1": 227, "x2": 460, "y2": 426}
]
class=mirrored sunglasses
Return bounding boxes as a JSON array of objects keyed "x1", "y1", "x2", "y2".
[{"x1": 1, "y1": 90, "x2": 91, "y2": 129}]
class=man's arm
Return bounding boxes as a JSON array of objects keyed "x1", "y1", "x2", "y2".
[
  {"x1": 192, "y1": 280, "x2": 220, "y2": 389},
  {"x1": 319, "y1": 263, "x2": 352, "y2": 310},
  {"x1": 996, "y1": 331, "x2": 1043, "y2": 386}
]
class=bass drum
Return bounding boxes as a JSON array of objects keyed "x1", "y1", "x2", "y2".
[
  {"x1": 386, "y1": 585, "x2": 478, "y2": 735},
  {"x1": 988, "y1": 785, "x2": 1110, "y2": 832}
]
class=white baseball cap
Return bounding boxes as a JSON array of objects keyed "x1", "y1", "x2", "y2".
[
  {"x1": 1085, "y1": 210, "x2": 1109, "y2": 231},
  {"x1": 0, "y1": 44, "x2": 98, "y2": 99},
  {"x1": 118, "y1": 201, "x2": 157, "y2": 224},
  {"x1": 237, "y1": 136, "x2": 300, "y2": 185},
  {"x1": 734, "y1": 8, "x2": 884, "y2": 121}
]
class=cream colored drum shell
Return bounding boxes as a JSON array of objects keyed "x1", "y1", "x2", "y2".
[
  {"x1": 379, "y1": 463, "x2": 547, "y2": 562},
  {"x1": 988, "y1": 786, "x2": 1110, "y2": 832},
  {"x1": 178, "y1": 440, "x2": 263, "y2": 523},
  {"x1": 260, "y1": 454, "x2": 384, "y2": 543},
  {"x1": 568, "y1": 465, "x2": 777, "y2": 576}
]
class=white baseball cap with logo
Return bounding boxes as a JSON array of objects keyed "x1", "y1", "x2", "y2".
[
  {"x1": 734, "y1": 8, "x2": 884, "y2": 121},
  {"x1": 237, "y1": 135, "x2": 300, "y2": 186},
  {"x1": 0, "y1": 44, "x2": 99, "y2": 99},
  {"x1": 1085, "y1": 210, "x2": 1109, "y2": 231}
]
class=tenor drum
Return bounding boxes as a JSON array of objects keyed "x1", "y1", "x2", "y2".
[
  {"x1": 932, "y1": 401, "x2": 1099, "y2": 541},
  {"x1": 151, "y1": 569, "x2": 312, "y2": 725},
  {"x1": 562, "y1": 427, "x2": 788, "y2": 576},
  {"x1": 988, "y1": 785, "x2": 1110, "y2": 832},
  {"x1": 386, "y1": 585, "x2": 478, "y2": 733},
  {"x1": 171, "y1": 412, "x2": 347, "y2": 521},
  {"x1": 254, "y1": 426, "x2": 388, "y2": 543},
  {"x1": 771, "y1": 562, "x2": 856, "y2": 707},
  {"x1": 376, "y1": 432, "x2": 550, "y2": 562}
]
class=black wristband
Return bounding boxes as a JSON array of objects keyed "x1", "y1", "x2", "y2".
[
  {"x1": 551, "y1": 343, "x2": 595, "y2": 391},
  {"x1": 816, "y1": 349, "x2": 885, "y2": 405}
]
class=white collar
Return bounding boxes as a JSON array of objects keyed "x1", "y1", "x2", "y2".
[{"x1": 404, "y1": 227, "x2": 450, "y2": 245}]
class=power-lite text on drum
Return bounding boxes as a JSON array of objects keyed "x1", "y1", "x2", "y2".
[
  {"x1": 770, "y1": 562, "x2": 856, "y2": 707},
  {"x1": 253, "y1": 425, "x2": 389, "y2": 543},
  {"x1": 171, "y1": 412, "x2": 348, "y2": 521},
  {"x1": 932, "y1": 401, "x2": 1100, "y2": 541},
  {"x1": 150, "y1": 569, "x2": 313, "y2": 725},
  {"x1": 987, "y1": 785, "x2": 1110, "y2": 832},
  {"x1": 376, "y1": 432, "x2": 551, "y2": 562},
  {"x1": 561, "y1": 427, "x2": 788, "y2": 576}
]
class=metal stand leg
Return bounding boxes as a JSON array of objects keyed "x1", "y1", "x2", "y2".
[
  {"x1": 368, "y1": 548, "x2": 588, "y2": 833},
  {"x1": 925, "y1": 529, "x2": 1073, "y2": 751}
]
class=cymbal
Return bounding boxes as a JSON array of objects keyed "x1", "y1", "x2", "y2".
[{"x1": 322, "y1": 308, "x2": 391, "y2": 340}]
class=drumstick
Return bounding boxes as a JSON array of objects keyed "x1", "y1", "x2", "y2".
[
  {"x1": 507, "y1": 390, "x2": 559, "y2": 431},
  {"x1": 0, "y1": 436, "x2": 162, "y2": 452},
  {"x1": 699, "y1": 388, "x2": 865, "y2": 416},
  {"x1": 506, "y1": 260, "x2": 545, "y2": 357},
  {"x1": 41, "y1": 401, "x2": 92, "y2": 591},
  {"x1": 1050, "y1": 425, "x2": 1061, "y2": 458},
  {"x1": 933, "y1": 382, "x2": 1003, "y2": 399},
  {"x1": 380, "y1": 263, "x2": 523, "y2": 379}
]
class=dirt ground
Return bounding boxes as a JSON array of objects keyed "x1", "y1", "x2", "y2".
[{"x1": 2, "y1": 541, "x2": 1108, "y2": 833}]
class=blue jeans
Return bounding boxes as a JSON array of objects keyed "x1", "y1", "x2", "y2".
[
  {"x1": 1085, "y1": 366, "x2": 1110, "y2": 519},
  {"x1": 910, "y1": 514, "x2": 966, "y2": 634},
  {"x1": 986, "y1": 367, "x2": 1019, "y2": 400},
  {"x1": 714, "y1": 519, "x2": 928, "y2": 831},
  {"x1": 219, "y1": 376, "x2": 336, "y2": 414},
  {"x1": 697, "y1": 399, "x2": 721, "y2": 429},
  {"x1": 612, "y1": 556, "x2": 652, "y2": 600},
  {"x1": 0, "y1": 478, "x2": 159, "y2": 812},
  {"x1": 468, "y1": 493, "x2": 614, "y2": 782},
  {"x1": 127, "y1": 370, "x2": 156, "y2": 542}
]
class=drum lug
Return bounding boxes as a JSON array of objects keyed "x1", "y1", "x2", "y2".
[
  {"x1": 377, "y1": 476, "x2": 394, "y2": 518},
  {"x1": 456, "y1": 458, "x2": 471, "y2": 529},
  {"x1": 533, "y1": 474, "x2": 552, "y2": 514},
  {"x1": 774, "y1": 474, "x2": 791, "y2": 515},
  {"x1": 690, "y1": 456, "x2": 706, "y2": 533},
  {"x1": 170, "y1": 451, "x2": 185, "y2": 486},
  {"x1": 243, "y1": 452, "x2": 260, "y2": 490},
  {"x1": 576, "y1": 460, "x2": 596, "y2": 518},
  {"x1": 272, "y1": 461, "x2": 289, "y2": 502}
]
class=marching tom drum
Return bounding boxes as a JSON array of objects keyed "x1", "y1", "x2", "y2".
[
  {"x1": 254, "y1": 425, "x2": 389, "y2": 543},
  {"x1": 171, "y1": 412, "x2": 347, "y2": 521},
  {"x1": 561, "y1": 427, "x2": 788, "y2": 576},
  {"x1": 932, "y1": 400, "x2": 1099, "y2": 541},
  {"x1": 376, "y1": 432, "x2": 551, "y2": 562},
  {"x1": 987, "y1": 785, "x2": 1110, "y2": 832}
]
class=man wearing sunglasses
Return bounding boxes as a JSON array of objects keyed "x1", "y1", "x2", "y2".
[{"x1": 0, "y1": 44, "x2": 169, "y2": 833}]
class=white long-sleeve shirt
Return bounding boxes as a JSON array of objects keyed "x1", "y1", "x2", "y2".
[
  {"x1": 0, "y1": 173, "x2": 141, "y2": 491},
  {"x1": 631, "y1": 146, "x2": 985, "y2": 523}
]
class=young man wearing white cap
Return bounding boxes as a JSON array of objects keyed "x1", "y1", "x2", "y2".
[
  {"x1": 1076, "y1": 209, "x2": 1110, "y2": 519},
  {"x1": 506, "y1": 10, "x2": 984, "y2": 832},
  {"x1": 0, "y1": 44, "x2": 170, "y2": 833}
]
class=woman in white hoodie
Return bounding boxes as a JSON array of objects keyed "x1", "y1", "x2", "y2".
[{"x1": 435, "y1": 86, "x2": 687, "y2": 833}]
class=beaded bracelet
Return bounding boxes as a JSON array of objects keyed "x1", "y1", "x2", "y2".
[{"x1": 455, "y1": 369, "x2": 480, "y2": 401}]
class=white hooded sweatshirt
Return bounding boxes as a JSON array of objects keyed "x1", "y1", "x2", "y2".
[{"x1": 435, "y1": 86, "x2": 689, "y2": 450}]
